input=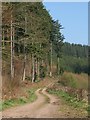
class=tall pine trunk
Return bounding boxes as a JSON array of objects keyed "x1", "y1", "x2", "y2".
[
  {"x1": 22, "y1": 15, "x2": 27, "y2": 81},
  {"x1": 50, "y1": 42, "x2": 52, "y2": 77},
  {"x1": 28, "y1": 54, "x2": 31, "y2": 77},
  {"x1": 29, "y1": 54, "x2": 32, "y2": 78},
  {"x1": 22, "y1": 52, "x2": 26, "y2": 81},
  {"x1": 37, "y1": 58, "x2": 40, "y2": 79},
  {"x1": 32, "y1": 54, "x2": 35, "y2": 83},
  {"x1": 36, "y1": 58, "x2": 38, "y2": 79},
  {"x1": 2, "y1": 28, "x2": 4, "y2": 48},
  {"x1": 10, "y1": 14, "x2": 14, "y2": 79},
  {"x1": 57, "y1": 57, "x2": 60, "y2": 75},
  {"x1": 12, "y1": 27, "x2": 15, "y2": 77},
  {"x1": 46, "y1": 53, "x2": 49, "y2": 76}
]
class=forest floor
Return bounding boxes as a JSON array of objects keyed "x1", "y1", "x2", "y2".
[{"x1": 2, "y1": 77, "x2": 88, "y2": 118}]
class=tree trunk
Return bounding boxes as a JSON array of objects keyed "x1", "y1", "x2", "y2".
[
  {"x1": 50, "y1": 42, "x2": 52, "y2": 77},
  {"x1": 10, "y1": 14, "x2": 14, "y2": 79},
  {"x1": 37, "y1": 59, "x2": 40, "y2": 79},
  {"x1": 29, "y1": 54, "x2": 32, "y2": 78},
  {"x1": 28, "y1": 54, "x2": 31, "y2": 77},
  {"x1": 22, "y1": 15, "x2": 27, "y2": 81},
  {"x1": 36, "y1": 58, "x2": 38, "y2": 79},
  {"x1": 46, "y1": 53, "x2": 49, "y2": 76},
  {"x1": 12, "y1": 27, "x2": 15, "y2": 77},
  {"x1": 2, "y1": 28, "x2": 4, "y2": 48},
  {"x1": 22, "y1": 36, "x2": 27, "y2": 81},
  {"x1": 32, "y1": 54, "x2": 35, "y2": 83},
  {"x1": 18, "y1": 40, "x2": 20, "y2": 57},
  {"x1": 57, "y1": 57, "x2": 60, "y2": 75},
  {"x1": 22, "y1": 53, "x2": 26, "y2": 81}
]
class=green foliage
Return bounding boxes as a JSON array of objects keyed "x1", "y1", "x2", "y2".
[
  {"x1": 0, "y1": 101, "x2": 2, "y2": 111},
  {"x1": 60, "y1": 42, "x2": 88, "y2": 74},
  {"x1": 1, "y1": 88, "x2": 37, "y2": 111},
  {"x1": 59, "y1": 66, "x2": 64, "y2": 75},
  {"x1": 39, "y1": 65, "x2": 46, "y2": 79},
  {"x1": 60, "y1": 55, "x2": 88, "y2": 74},
  {"x1": 28, "y1": 88, "x2": 37, "y2": 102},
  {"x1": 60, "y1": 73, "x2": 77, "y2": 88},
  {"x1": 2, "y1": 99, "x2": 17, "y2": 110},
  {"x1": 86, "y1": 105, "x2": 90, "y2": 113},
  {"x1": 2, "y1": 97, "x2": 27, "y2": 110},
  {"x1": 62, "y1": 42, "x2": 88, "y2": 58},
  {"x1": 18, "y1": 97, "x2": 27, "y2": 104},
  {"x1": 2, "y1": 2, "x2": 64, "y2": 82},
  {"x1": 51, "y1": 20, "x2": 64, "y2": 58}
]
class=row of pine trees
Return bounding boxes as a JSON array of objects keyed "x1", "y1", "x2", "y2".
[
  {"x1": 62, "y1": 42, "x2": 88, "y2": 58},
  {"x1": 2, "y1": 2, "x2": 64, "y2": 84}
]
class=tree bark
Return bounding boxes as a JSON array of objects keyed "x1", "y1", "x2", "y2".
[
  {"x1": 22, "y1": 15, "x2": 27, "y2": 81},
  {"x1": 50, "y1": 42, "x2": 52, "y2": 77},
  {"x1": 2, "y1": 28, "x2": 5, "y2": 47},
  {"x1": 57, "y1": 57, "x2": 60, "y2": 75},
  {"x1": 10, "y1": 14, "x2": 14, "y2": 79},
  {"x1": 22, "y1": 50, "x2": 26, "y2": 81},
  {"x1": 12, "y1": 26, "x2": 15, "y2": 78},
  {"x1": 37, "y1": 59, "x2": 40, "y2": 79},
  {"x1": 36, "y1": 58, "x2": 38, "y2": 78},
  {"x1": 32, "y1": 54, "x2": 35, "y2": 83},
  {"x1": 29, "y1": 54, "x2": 32, "y2": 78}
]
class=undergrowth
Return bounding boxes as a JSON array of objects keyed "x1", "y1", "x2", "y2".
[{"x1": 60, "y1": 72, "x2": 88, "y2": 90}]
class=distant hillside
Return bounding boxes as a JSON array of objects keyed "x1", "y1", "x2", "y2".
[
  {"x1": 62, "y1": 42, "x2": 88, "y2": 58},
  {"x1": 60, "y1": 42, "x2": 88, "y2": 74}
]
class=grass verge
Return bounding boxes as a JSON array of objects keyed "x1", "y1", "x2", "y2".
[
  {"x1": 1, "y1": 88, "x2": 37, "y2": 111},
  {"x1": 47, "y1": 89, "x2": 88, "y2": 110}
]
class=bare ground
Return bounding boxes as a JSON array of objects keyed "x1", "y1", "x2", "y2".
[{"x1": 2, "y1": 86, "x2": 87, "y2": 118}]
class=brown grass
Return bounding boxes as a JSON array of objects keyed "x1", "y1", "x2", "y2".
[
  {"x1": 61, "y1": 72, "x2": 88, "y2": 90},
  {"x1": 2, "y1": 76, "x2": 55, "y2": 101}
]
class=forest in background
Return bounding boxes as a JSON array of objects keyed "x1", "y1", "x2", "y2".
[{"x1": 60, "y1": 42, "x2": 88, "y2": 74}]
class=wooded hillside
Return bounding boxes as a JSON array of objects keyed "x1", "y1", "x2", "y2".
[
  {"x1": 62, "y1": 42, "x2": 88, "y2": 58},
  {"x1": 60, "y1": 42, "x2": 88, "y2": 74}
]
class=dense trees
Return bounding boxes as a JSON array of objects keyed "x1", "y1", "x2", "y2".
[
  {"x1": 2, "y1": 2, "x2": 64, "y2": 85},
  {"x1": 60, "y1": 42, "x2": 88, "y2": 74},
  {"x1": 62, "y1": 42, "x2": 88, "y2": 58},
  {"x1": 50, "y1": 20, "x2": 64, "y2": 75}
]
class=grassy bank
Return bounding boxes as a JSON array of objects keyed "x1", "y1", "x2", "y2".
[
  {"x1": 48, "y1": 89, "x2": 88, "y2": 110},
  {"x1": 1, "y1": 88, "x2": 37, "y2": 111}
]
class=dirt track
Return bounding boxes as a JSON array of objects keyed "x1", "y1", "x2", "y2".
[
  {"x1": 2, "y1": 87, "x2": 87, "y2": 118},
  {"x1": 2, "y1": 88, "x2": 61, "y2": 118}
]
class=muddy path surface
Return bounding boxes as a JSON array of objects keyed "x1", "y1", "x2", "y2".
[{"x1": 2, "y1": 87, "x2": 87, "y2": 118}]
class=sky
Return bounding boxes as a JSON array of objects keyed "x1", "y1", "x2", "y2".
[{"x1": 43, "y1": 2, "x2": 88, "y2": 45}]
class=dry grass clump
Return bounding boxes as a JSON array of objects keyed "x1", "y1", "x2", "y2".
[{"x1": 60, "y1": 72, "x2": 88, "y2": 90}]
